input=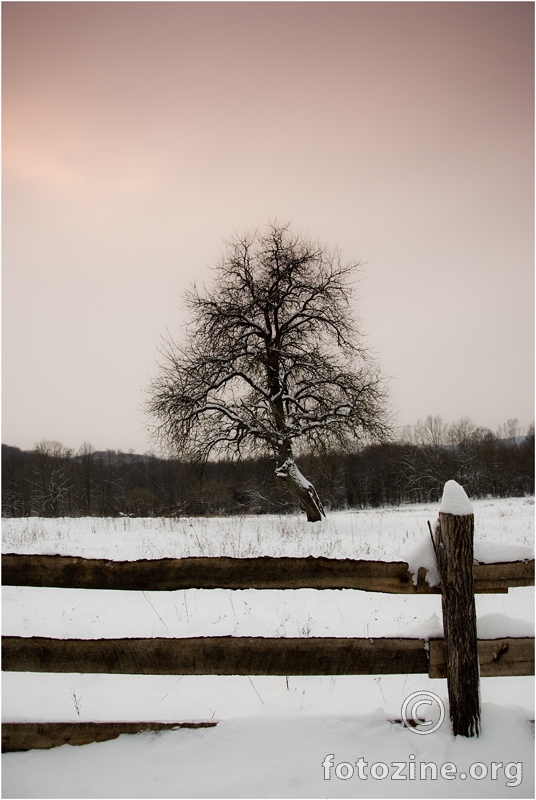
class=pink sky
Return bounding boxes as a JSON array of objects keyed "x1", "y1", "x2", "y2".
[{"x1": 3, "y1": 2, "x2": 534, "y2": 453}]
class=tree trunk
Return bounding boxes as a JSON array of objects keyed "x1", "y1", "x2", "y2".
[{"x1": 275, "y1": 458, "x2": 325, "y2": 522}]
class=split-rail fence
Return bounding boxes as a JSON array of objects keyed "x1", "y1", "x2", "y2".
[{"x1": 2, "y1": 505, "x2": 534, "y2": 751}]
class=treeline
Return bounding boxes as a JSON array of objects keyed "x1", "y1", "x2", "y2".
[{"x1": 2, "y1": 417, "x2": 534, "y2": 518}]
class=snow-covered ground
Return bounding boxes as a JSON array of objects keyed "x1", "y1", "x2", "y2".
[
  {"x1": 3, "y1": 497, "x2": 534, "y2": 563},
  {"x1": 2, "y1": 497, "x2": 535, "y2": 798}
]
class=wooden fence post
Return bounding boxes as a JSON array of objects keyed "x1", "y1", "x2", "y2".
[{"x1": 434, "y1": 480, "x2": 480, "y2": 737}]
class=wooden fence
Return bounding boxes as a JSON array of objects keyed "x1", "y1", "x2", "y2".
[
  {"x1": 2, "y1": 552, "x2": 534, "y2": 594},
  {"x1": 2, "y1": 509, "x2": 534, "y2": 751}
]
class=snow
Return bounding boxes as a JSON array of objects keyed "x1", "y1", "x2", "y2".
[
  {"x1": 3, "y1": 496, "x2": 533, "y2": 562},
  {"x1": 476, "y1": 613, "x2": 535, "y2": 639},
  {"x1": 274, "y1": 458, "x2": 313, "y2": 490},
  {"x1": 474, "y1": 541, "x2": 534, "y2": 565},
  {"x1": 406, "y1": 537, "x2": 440, "y2": 587},
  {"x1": 2, "y1": 707, "x2": 534, "y2": 798},
  {"x1": 2, "y1": 497, "x2": 534, "y2": 798},
  {"x1": 440, "y1": 480, "x2": 474, "y2": 516}
]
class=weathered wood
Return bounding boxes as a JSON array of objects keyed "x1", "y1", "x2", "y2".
[
  {"x1": 473, "y1": 560, "x2": 535, "y2": 592},
  {"x1": 4, "y1": 635, "x2": 534, "y2": 678},
  {"x1": 434, "y1": 510, "x2": 480, "y2": 737},
  {"x1": 2, "y1": 636, "x2": 429, "y2": 676},
  {"x1": 429, "y1": 638, "x2": 535, "y2": 678},
  {"x1": 2, "y1": 553, "x2": 533, "y2": 594},
  {"x1": 275, "y1": 460, "x2": 325, "y2": 522},
  {"x1": 1, "y1": 720, "x2": 218, "y2": 753},
  {"x1": 0, "y1": 553, "x2": 419, "y2": 593},
  {"x1": 477, "y1": 637, "x2": 535, "y2": 677}
]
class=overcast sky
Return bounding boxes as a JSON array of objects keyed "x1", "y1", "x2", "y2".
[{"x1": 3, "y1": 1, "x2": 534, "y2": 455}]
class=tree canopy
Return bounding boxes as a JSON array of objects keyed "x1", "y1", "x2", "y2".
[{"x1": 147, "y1": 223, "x2": 390, "y2": 520}]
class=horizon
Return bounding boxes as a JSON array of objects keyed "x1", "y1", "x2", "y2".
[{"x1": 2, "y1": 414, "x2": 533, "y2": 458}]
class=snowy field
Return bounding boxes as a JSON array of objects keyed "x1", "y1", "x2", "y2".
[{"x1": 2, "y1": 497, "x2": 535, "y2": 798}]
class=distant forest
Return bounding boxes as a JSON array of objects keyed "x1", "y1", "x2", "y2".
[{"x1": 2, "y1": 417, "x2": 534, "y2": 518}]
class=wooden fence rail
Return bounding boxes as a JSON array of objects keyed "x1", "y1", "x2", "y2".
[
  {"x1": 2, "y1": 635, "x2": 427, "y2": 675},
  {"x1": 2, "y1": 721, "x2": 218, "y2": 754},
  {"x1": 2, "y1": 553, "x2": 534, "y2": 593},
  {"x1": 2, "y1": 635, "x2": 533, "y2": 678}
]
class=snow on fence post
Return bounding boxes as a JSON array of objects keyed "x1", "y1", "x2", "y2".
[{"x1": 433, "y1": 480, "x2": 480, "y2": 737}]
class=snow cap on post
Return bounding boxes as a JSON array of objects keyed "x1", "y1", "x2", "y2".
[{"x1": 440, "y1": 480, "x2": 473, "y2": 515}]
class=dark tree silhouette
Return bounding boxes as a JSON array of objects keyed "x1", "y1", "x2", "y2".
[{"x1": 147, "y1": 223, "x2": 390, "y2": 521}]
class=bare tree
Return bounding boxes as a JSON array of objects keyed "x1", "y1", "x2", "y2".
[
  {"x1": 403, "y1": 415, "x2": 450, "y2": 502},
  {"x1": 448, "y1": 417, "x2": 477, "y2": 495},
  {"x1": 147, "y1": 223, "x2": 390, "y2": 521},
  {"x1": 497, "y1": 418, "x2": 522, "y2": 443},
  {"x1": 31, "y1": 440, "x2": 73, "y2": 516},
  {"x1": 77, "y1": 442, "x2": 96, "y2": 515},
  {"x1": 414, "y1": 415, "x2": 449, "y2": 449}
]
